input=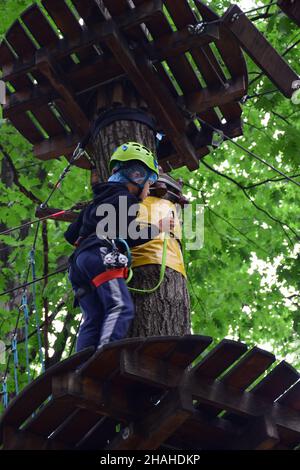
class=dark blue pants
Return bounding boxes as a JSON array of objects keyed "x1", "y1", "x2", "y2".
[{"x1": 68, "y1": 246, "x2": 134, "y2": 352}]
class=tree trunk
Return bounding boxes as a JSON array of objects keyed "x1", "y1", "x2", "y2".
[
  {"x1": 128, "y1": 266, "x2": 190, "y2": 337},
  {"x1": 90, "y1": 81, "x2": 190, "y2": 337}
]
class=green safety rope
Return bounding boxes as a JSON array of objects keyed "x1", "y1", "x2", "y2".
[{"x1": 126, "y1": 236, "x2": 168, "y2": 294}]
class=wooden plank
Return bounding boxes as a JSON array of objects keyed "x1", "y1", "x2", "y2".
[
  {"x1": 223, "y1": 415, "x2": 280, "y2": 450},
  {"x1": 186, "y1": 374, "x2": 300, "y2": 436},
  {"x1": 33, "y1": 133, "x2": 92, "y2": 170},
  {"x1": 31, "y1": 107, "x2": 67, "y2": 137},
  {"x1": 48, "y1": 409, "x2": 103, "y2": 446},
  {"x1": 78, "y1": 337, "x2": 146, "y2": 380},
  {"x1": 52, "y1": 371, "x2": 140, "y2": 422},
  {"x1": 167, "y1": 408, "x2": 239, "y2": 450},
  {"x1": 278, "y1": 0, "x2": 300, "y2": 26},
  {"x1": 4, "y1": 86, "x2": 56, "y2": 116},
  {"x1": 6, "y1": 21, "x2": 45, "y2": 85},
  {"x1": 104, "y1": 25, "x2": 200, "y2": 169},
  {"x1": 37, "y1": 60, "x2": 90, "y2": 135},
  {"x1": 218, "y1": 347, "x2": 275, "y2": 421},
  {"x1": 195, "y1": 1, "x2": 248, "y2": 84},
  {"x1": 2, "y1": 424, "x2": 68, "y2": 450},
  {"x1": 221, "y1": 346, "x2": 275, "y2": 391},
  {"x1": 23, "y1": 397, "x2": 77, "y2": 437},
  {"x1": 0, "y1": 42, "x2": 32, "y2": 90},
  {"x1": 134, "y1": 0, "x2": 220, "y2": 127},
  {"x1": 3, "y1": 0, "x2": 162, "y2": 88},
  {"x1": 76, "y1": 417, "x2": 119, "y2": 450},
  {"x1": 277, "y1": 380, "x2": 300, "y2": 412},
  {"x1": 42, "y1": 0, "x2": 96, "y2": 62},
  {"x1": 167, "y1": 335, "x2": 212, "y2": 368},
  {"x1": 184, "y1": 77, "x2": 246, "y2": 114},
  {"x1": 72, "y1": 0, "x2": 106, "y2": 25},
  {"x1": 107, "y1": 388, "x2": 193, "y2": 450},
  {"x1": 33, "y1": 133, "x2": 79, "y2": 160},
  {"x1": 191, "y1": 339, "x2": 248, "y2": 380},
  {"x1": 224, "y1": 361, "x2": 300, "y2": 447},
  {"x1": 222, "y1": 4, "x2": 299, "y2": 98},
  {"x1": 3, "y1": 7, "x2": 215, "y2": 86},
  {"x1": 4, "y1": 18, "x2": 66, "y2": 139},
  {"x1": 158, "y1": 146, "x2": 210, "y2": 172},
  {"x1": 251, "y1": 361, "x2": 300, "y2": 402},
  {"x1": 21, "y1": 4, "x2": 73, "y2": 70},
  {"x1": 9, "y1": 113, "x2": 44, "y2": 144},
  {"x1": 134, "y1": 336, "x2": 182, "y2": 359},
  {"x1": 145, "y1": 26, "x2": 219, "y2": 62},
  {"x1": 69, "y1": 56, "x2": 124, "y2": 94},
  {"x1": 0, "y1": 347, "x2": 94, "y2": 445},
  {"x1": 120, "y1": 349, "x2": 183, "y2": 388},
  {"x1": 163, "y1": 0, "x2": 243, "y2": 121}
]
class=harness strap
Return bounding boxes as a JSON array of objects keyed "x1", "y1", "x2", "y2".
[{"x1": 92, "y1": 268, "x2": 128, "y2": 288}]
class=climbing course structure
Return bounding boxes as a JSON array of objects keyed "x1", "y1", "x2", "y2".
[
  {"x1": 0, "y1": 0, "x2": 299, "y2": 172},
  {"x1": 0, "y1": 0, "x2": 300, "y2": 451},
  {"x1": 1, "y1": 336, "x2": 300, "y2": 450}
]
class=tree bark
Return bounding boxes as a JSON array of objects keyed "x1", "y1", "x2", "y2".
[
  {"x1": 90, "y1": 81, "x2": 190, "y2": 337},
  {"x1": 128, "y1": 266, "x2": 190, "y2": 337}
]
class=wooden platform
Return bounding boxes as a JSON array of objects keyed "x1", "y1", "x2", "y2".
[
  {"x1": 1, "y1": 1, "x2": 298, "y2": 172},
  {"x1": 1, "y1": 335, "x2": 299, "y2": 450},
  {"x1": 0, "y1": 1, "x2": 252, "y2": 172}
]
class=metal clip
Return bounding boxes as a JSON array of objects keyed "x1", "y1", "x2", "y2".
[
  {"x1": 231, "y1": 12, "x2": 240, "y2": 23},
  {"x1": 73, "y1": 143, "x2": 85, "y2": 161},
  {"x1": 188, "y1": 22, "x2": 206, "y2": 35}
]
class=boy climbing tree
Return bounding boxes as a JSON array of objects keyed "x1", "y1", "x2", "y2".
[
  {"x1": 64, "y1": 142, "x2": 174, "y2": 352},
  {"x1": 129, "y1": 171, "x2": 190, "y2": 336}
]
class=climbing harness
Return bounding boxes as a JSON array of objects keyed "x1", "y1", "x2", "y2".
[{"x1": 103, "y1": 239, "x2": 131, "y2": 270}]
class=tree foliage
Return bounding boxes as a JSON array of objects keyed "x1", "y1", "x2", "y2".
[{"x1": 0, "y1": 0, "x2": 299, "y2": 413}]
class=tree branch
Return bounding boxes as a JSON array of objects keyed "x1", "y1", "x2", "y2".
[
  {"x1": 0, "y1": 144, "x2": 42, "y2": 205},
  {"x1": 184, "y1": 181, "x2": 269, "y2": 255},
  {"x1": 199, "y1": 160, "x2": 299, "y2": 245},
  {"x1": 244, "y1": 174, "x2": 300, "y2": 190}
]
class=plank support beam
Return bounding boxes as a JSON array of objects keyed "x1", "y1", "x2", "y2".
[
  {"x1": 222, "y1": 4, "x2": 299, "y2": 98},
  {"x1": 104, "y1": 25, "x2": 200, "y2": 169},
  {"x1": 106, "y1": 388, "x2": 194, "y2": 450}
]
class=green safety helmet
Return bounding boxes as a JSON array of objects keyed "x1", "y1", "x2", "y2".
[{"x1": 109, "y1": 142, "x2": 159, "y2": 176}]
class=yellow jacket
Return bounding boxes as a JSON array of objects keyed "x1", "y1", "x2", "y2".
[{"x1": 131, "y1": 196, "x2": 186, "y2": 278}]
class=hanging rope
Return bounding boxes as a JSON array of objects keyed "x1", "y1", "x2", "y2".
[
  {"x1": 68, "y1": 315, "x2": 83, "y2": 358},
  {"x1": 0, "y1": 266, "x2": 68, "y2": 298},
  {"x1": 0, "y1": 210, "x2": 71, "y2": 238},
  {"x1": 2, "y1": 379, "x2": 8, "y2": 409},
  {"x1": 127, "y1": 236, "x2": 168, "y2": 294},
  {"x1": 20, "y1": 294, "x2": 31, "y2": 384},
  {"x1": 40, "y1": 144, "x2": 86, "y2": 209},
  {"x1": 0, "y1": 142, "x2": 86, "y2": 403},
  {"x1": 11, "y1": 336, "x2": 19, "y2": 395},
  {"x1": 29, "y1": 249, "x2": 45, "y2": 373},
  {"x1": 1, "y1": 221, "x2": 41, "y2": 403}
]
